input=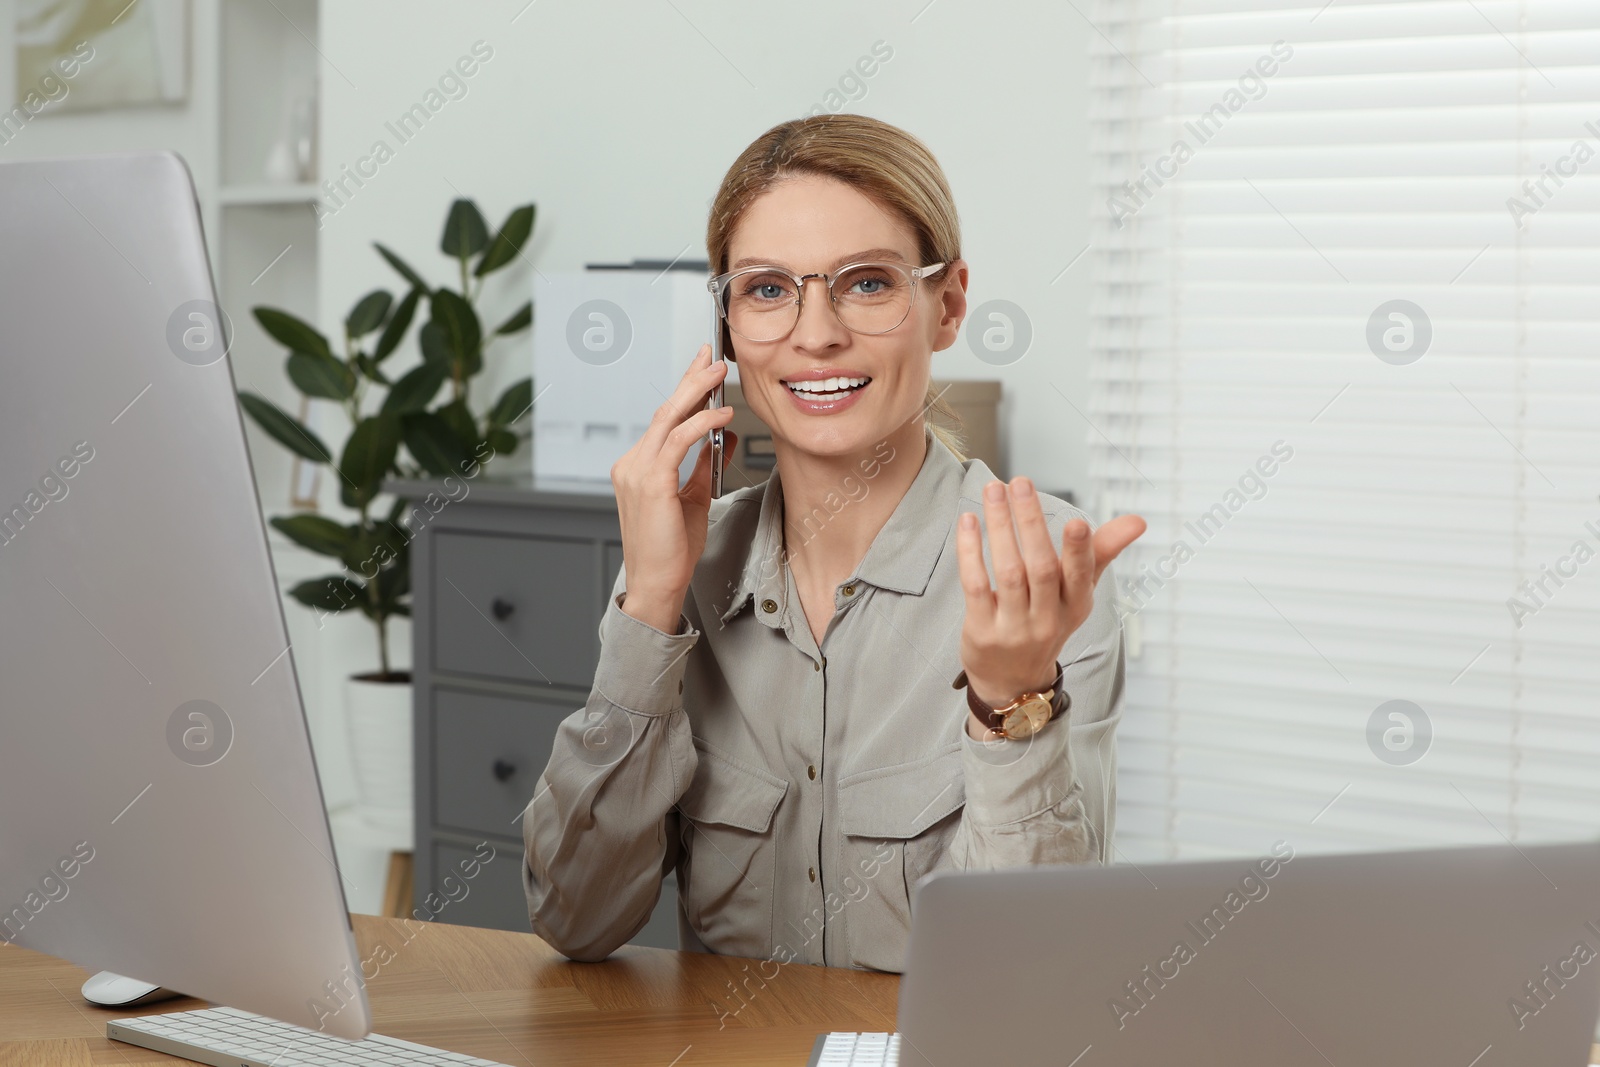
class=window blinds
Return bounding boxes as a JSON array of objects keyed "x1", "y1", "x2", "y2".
[{"x1": 1087, "y1": 0, "x2": 1600, "y2": 862}]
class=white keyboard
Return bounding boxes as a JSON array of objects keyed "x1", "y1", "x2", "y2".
[
  {"x1": 108, "y1": 1005, "x2": 515, "y2": 1066},
  {"x1": 810, "y1": 1031, "x2": 900, "y2": 1065}
]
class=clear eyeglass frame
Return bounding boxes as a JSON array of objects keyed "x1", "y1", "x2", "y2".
[{"x1": 707, "y1": 260, "x2": 948, "y2": 343}]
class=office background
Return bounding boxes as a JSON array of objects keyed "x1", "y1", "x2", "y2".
[
  {"x1": 0, "y1": 0, "x2": 1094, "y2": 913},
  {"x1": 3, "y1": 0, "x2": 1596, "y2": 915}
]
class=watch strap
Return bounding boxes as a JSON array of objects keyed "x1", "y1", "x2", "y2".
[{"x1": 952, "y1": 664, "x2": 1069, "y2": 735}]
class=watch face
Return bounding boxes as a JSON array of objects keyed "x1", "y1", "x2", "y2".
[{"x1": 1001, "y1": 695, "x2": 1053, "y2": 739}]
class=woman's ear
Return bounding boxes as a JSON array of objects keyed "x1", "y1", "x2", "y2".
[{"x1": 930, "y1": 259, "x2": 970, "y2": 353}]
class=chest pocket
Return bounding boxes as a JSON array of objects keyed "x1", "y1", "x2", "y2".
[
  {"x1": 837, "y1": 744, "x2": 965, "y2": 972},
  {"x1": 677, "y1": 739, "x2": 788, "y2": 961}
]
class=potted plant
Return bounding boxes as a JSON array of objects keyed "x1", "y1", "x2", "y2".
[{"x1": 239, "y1": 198, "x2": 535, "y2": 819}]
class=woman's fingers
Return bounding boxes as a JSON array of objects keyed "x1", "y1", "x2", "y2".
[
  {"x1": 982, "y1": 480, "x2": 1028, "y2": 618},
  {"x1": 955, "y1": 511, "x2": 995, "y2": 627},
  {"x1": 659, "y1": 404, "x2": 734, "y2": 472},
  {"x1": 640, "y1": 344, "x2": 727, "y2": 456},
  {"x1": 1059, "y1": 517, "x2": 1095, "y2": 615},
  {"x1": 1009, "y1": 478, "x2": 1061, "y2": 613},
  {"x1": 1058, "y1": 513, "x2": 1147, "y2": 614},
  {"x1": 1089, "y1": 514, "x2": 1147, "y2": 587},
  {"x1": 679, "y1": 431, "x2": 737, "y2": 510}
]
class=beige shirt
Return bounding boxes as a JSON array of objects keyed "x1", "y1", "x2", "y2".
[{"x1": 521, "y1": 428, "x2": 1125, "y2": 972}]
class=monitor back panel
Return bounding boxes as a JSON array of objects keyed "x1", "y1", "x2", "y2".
[{"x1": 0, "y1": 152, "x2": 369, "y2": 1039}]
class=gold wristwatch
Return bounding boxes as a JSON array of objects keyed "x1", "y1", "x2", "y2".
[{"x1": 951, "y1": 665, "x2": 1069, "y2": 740}]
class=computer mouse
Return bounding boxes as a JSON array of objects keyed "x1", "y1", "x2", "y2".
[{"x1": 81, "y1": 971, "x2": 183, "y2": 1008}]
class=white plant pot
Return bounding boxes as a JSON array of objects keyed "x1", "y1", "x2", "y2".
[{"x1": 345, "y1": 674, "x2": 413, "y2": 830}]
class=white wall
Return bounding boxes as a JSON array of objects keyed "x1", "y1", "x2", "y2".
[{"x1": 316, "y1": 0, "x2": 1093, "y2": 501}]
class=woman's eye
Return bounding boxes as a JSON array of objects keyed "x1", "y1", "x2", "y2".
[
  {"x1": 740, "y1": 276, "x2": 792, "y2": 301},
  {"x1": 845, "y1": 273, "x2": 895, "y2": 297}
]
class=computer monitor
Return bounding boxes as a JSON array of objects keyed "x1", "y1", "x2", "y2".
[{"x1": 0, "y1": 152, "x2": 371, "y2": 1040}]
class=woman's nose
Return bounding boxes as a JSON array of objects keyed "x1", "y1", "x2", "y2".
[{"x1": 790, "y1": 276, "x2": 849, "y2": 350}]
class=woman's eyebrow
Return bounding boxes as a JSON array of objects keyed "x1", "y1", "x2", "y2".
[{"x1": 728, "y1": 248, "x2": 911, "y2": 271}]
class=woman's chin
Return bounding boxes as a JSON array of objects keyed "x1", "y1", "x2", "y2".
[{"x1": 772, "y1": 418, "x2": 907, "y2": 461}]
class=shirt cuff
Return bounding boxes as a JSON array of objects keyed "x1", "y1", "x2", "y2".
[
  {"x1": 959, "y1": 706, "x2": 1075, "y2": 826},
  {"x1": 591, "y1": 593, "x2": 700, "y2": 717}
]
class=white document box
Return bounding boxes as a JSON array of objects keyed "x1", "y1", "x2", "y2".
[{"x1": 532, "y1": 270, "x2": 712, "y2": 484}]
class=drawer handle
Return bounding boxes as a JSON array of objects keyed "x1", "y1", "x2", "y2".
[
  {"x1": 492, "y1": 759, "x2": 517, "y2": 782},
  {"x1": 491, "y1": 598, "x2": 515, "y2": 621}
]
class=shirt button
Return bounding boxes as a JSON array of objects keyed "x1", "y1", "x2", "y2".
[
  {"x1": 842, "y1": 583, "x2": 856, "y2": 597},
  {"x1": 813, "y1": 660, "x2": 820, "y2": 672},
  {"x1": 808, "y1": 764, "x2": 816, "y2": 780},
  {"x1": 761, "y1": 598, "x2": 778, "y2": 614},
  {"x1": 808, "y1": 866, "x2": 816, "y2": 883},
  {"x1": 677, "y1": 679, "x2": 683, "y2": 694}
]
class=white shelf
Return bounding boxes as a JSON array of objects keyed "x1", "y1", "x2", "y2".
[{"x1": 220, "y1": 182, "x2": 318, "y2": 206}]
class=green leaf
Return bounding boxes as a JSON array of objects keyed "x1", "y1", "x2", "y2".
[
  {"x1": 253, "y1": 307, "x2": 332, "y2": 360},
  {"x1": 487, "y1": 427, "x2": 518, "y2": 456},
  {"x1": 437, "y1": 397, "x2": 478, "y2": 448},
  {"x1": 341, "y1": 523, "x2": 408, "y2": 577},
  {"x1": 381, "y1": 361, "x2": 449, "y2": 415},
  {"x1": 488, "y1": 378, "x2": 533, "y2": 428},
  {"x1": 401, "y1": 411, "x2": 473, "y2": 478},
  {"x1": 374, "y1": 551, "x2": 411, "y2": 611},
  {"x1": 373, "y1": 289, "x2": 419, "y2": 361},
  {"x1": 239, "y1": 392, "x2": 332, "y2": 462},
  {"x1": 288, "y1": 575, "x2": 365, "y2": 613},
  {"x1": 339, "y1": 413, "x2": 401, "y2": 510},
  {"x1": 431, "y1": 288, "x2": 482, "y2": 377},
  {"x1": 345, "y1": 290, "x2": 393, "y2": 338},
  {"x1": 287, "y1": 351, "x2": 357, "y2": 400},
  {"x1": 474, "y1": 204, "x2": 535, "y2": 277},
  {"x1": 494, "y1": 301, "x2": 532, "y2": 335},
  {"x1": 440, "y1": 199, "x2": 489, "y2": 260},
  {"x1": 418, "y1": 321, "x2": 451, "y2": 364},
  {"x1": 269, "y1": 515, "x2": 355, "y2": 558},
  {"x1": 354, "y1": 353, "x2": 391, "y2": 386},
  {"x1": 374, "y1": 242, "x2": 427, "y2": 290}
]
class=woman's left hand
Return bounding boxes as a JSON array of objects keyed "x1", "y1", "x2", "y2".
[{"x1": 956, "y1": 477, "x2": 1146, "y2": 739}]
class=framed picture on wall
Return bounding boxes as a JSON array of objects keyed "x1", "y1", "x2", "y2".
[{"x1": 15, "y1": 0, "x2": 189, "y2": 113}]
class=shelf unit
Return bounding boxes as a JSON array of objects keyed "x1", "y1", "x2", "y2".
[
  {"x1": 218, "y1": 182, "x2": 319, "y2": 205},
  {"x1": 212, "y1": 1, "x2": 397, "y2": 913}
]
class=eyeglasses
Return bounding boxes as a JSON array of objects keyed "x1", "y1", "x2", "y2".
[{"x1": 708, "y1": 260, "x2": 947, "y2": 344}]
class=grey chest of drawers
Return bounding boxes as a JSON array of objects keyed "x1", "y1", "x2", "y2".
[{"x1": 386, "y1": 474, "x2": 679, "y2": 949}]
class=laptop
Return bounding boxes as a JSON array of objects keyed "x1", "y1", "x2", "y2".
[{"x1": 817, "y1": 839, "x2": 1600, "y2": 1065}]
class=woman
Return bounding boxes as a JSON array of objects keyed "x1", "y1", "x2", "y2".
[{"x1": 522, "y1": 114, "x2": 1145, "y2": 973}]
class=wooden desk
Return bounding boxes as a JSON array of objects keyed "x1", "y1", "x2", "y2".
[{"x1": 0, "y1": 914, "x2": 900, "y2": 1066}]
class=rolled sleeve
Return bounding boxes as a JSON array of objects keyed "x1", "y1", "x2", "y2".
[
  {"x1": 521, "y1": 588, "x2": 702, "y2": 962},
  {"x1": 591, "y1": 593, "x2": 701, "y2": 716}
]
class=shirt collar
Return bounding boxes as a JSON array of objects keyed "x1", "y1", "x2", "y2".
[{"x1": 718, "y1": 426, "x2": 964, "y2": 627}]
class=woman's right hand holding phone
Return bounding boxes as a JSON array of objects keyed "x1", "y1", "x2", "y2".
[{"x1": 610, "y1": 343, "x2": 736, "y2": 634}]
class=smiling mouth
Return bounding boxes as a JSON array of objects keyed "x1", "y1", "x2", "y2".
[{"x1": 783, "y1": 375, "x2": 872, "y2": 402}]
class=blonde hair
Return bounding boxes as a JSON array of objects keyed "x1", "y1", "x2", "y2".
[{"x1": 705, "y1": 114, "x2": 967, "y2": 460}]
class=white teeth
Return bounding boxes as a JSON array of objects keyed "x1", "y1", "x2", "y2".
[{"x1": 786, "y1": 376, "x2": 869, "y2": 396}]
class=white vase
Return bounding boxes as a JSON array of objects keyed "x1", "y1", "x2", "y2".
[{"x1": 344, "y1": 674, "x2": 413, "y2": 831}]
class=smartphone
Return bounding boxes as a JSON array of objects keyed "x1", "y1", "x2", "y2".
[{"x1": 708, "y1": 300, "x2": 725, "y2": 499}]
